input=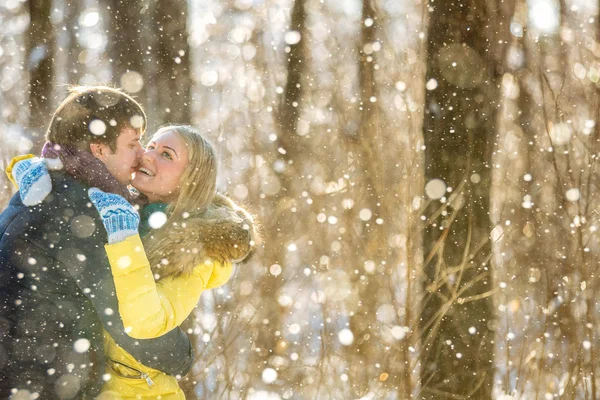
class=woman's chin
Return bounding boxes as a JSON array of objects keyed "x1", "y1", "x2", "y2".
[
  {"x1": 131, "y1": 176, "x2": 151, "y2": 193},
  {"x1": 131, "y1": 180, "x2": 162, "y2": 202}
]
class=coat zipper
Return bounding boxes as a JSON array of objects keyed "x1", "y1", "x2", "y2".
[{"x1": 107, "y1": 358, "x2": 156, "y2": 389}]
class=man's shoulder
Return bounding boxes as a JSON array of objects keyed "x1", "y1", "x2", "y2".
[
  {"x1": 0, "y1": 192, "x2": 26, "y2": 237},
  {"x1": 1, "y1": 171, "x2": 103, "y2": 246},
  {"x1": 48, "y1": 170, "x2": 91, "y2": 207},
  {"x1": 3, "y1": 172, "x2": 86, "y2": 222},
  {"x1": 3, "y1": 171, "x2": 88, "y2": 211}
]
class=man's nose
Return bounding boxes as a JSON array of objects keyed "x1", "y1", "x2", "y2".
[{"x1": 135, "y1": 142, "x2": 144, "y2": 158}]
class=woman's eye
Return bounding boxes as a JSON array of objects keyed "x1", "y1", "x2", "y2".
[{"x1": 162, "y1": 152, "x2": 172, "y2": 160}]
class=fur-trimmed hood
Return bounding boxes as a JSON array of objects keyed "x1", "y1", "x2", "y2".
[{"x1": 143, "y1": 193, "x2": 260, "y2": 280}]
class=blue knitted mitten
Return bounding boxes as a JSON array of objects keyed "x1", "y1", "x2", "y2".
[
  {"x1": 88, "y1": 188, "x2": 140, "y2": 244},
  {"x1": 12, "y1": 157, "x2": 52, "y2": 206}
]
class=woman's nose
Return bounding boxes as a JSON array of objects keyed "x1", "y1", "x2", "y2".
[{"x1": 142, "y1": 150, "x2": 156, "y2": 164}]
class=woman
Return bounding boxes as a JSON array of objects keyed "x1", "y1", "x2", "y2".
[{"x1": 10, "y1": 125, "x2": 258, "y2": 399}]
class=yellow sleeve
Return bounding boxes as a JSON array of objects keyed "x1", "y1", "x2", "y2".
[
  {"x1": 105, "y1": 234, "x2": 234, "y2": 339},
  {"x1": 5, "y1": 154, "x2": 35, "y2": 187},
  {"x1": 156, "y1": 259, "x2": 233, "y2": 327},
  {"x1": 204, "y1": 259, "x2": 235, "y2": 289}
]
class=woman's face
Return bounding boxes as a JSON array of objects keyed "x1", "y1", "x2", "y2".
[{"x1": 131, "y1": 130, "x2": 189, "y2": 203}]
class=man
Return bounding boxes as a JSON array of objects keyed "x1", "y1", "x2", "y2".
[{"x1": 0, "y1": 86, "x2": 193, "y2": 399}]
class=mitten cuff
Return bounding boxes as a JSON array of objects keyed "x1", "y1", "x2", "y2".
[{"x1": 107, "y1": 229, "x2": 139, "y2": 245}]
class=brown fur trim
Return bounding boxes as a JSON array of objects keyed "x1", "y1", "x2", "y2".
[{"x1": 144, "y1": 193, "x2": 260, "y2": 280}]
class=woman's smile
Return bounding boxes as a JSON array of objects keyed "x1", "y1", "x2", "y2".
[{"x1": 136, "y1": 166, "x2": 155, "y2": 177}]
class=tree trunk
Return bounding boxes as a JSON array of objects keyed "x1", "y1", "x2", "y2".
[
  {"x1": 27, "y1": 0, "x2": 54, "y2": 145},
  {"x1": 420, "y1": 0, "x2": 509, "y2": 397},
  {"x1": 343, "y1": 0, "x2": 387, "y2": 394},
  {"x1": 152, "y1": 0, "x2": 191, "y2": 125},
  {"x1": 65, "y1": 0, "x2": 82, "y2": 85},
  {"x1": 276, "y1": 0, "x2": 306, "y2": 145},
  {"x1": 250, "y1": 0, "x2": 307, "y2": 391},
  {"x1": 107, "y1": 0, "x2": 148, "y2": 106}
]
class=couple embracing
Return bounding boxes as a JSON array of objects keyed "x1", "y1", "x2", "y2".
[{"x1": 0, "y1": 86, "x2": 258, "y2": 399}]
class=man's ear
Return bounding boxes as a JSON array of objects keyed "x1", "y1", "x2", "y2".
[{"x1": 90, "y1": 142, "x2": 108, "y2": 161}]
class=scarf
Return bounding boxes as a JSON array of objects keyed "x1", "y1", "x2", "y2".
[
  {"x1": 139, "y1": 202, "x2": 168, "y2": 237},
  {"x1": 41, "y1": 141, "x2": 143, "y2": 204}
]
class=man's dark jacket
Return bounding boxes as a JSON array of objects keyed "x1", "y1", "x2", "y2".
[{"x1": 0, "y1": 171, "x2": 193, "y2": 399}]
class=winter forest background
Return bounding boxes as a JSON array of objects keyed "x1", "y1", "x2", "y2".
[{"x1": 1, "y1": 0, "x2": 599, "y2": 398}]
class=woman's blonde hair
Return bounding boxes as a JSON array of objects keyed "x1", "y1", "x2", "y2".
[{"x1": 143, "y1": 125, "x2": 218, "y2": 270}]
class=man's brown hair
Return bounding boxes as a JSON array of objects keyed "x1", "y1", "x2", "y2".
[{"x1": 46, "y1": 85, "x2": 147, "y2": 151}]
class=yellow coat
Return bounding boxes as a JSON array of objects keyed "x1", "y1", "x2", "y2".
[{"x1": 98, "y1": 235, "x2": 233, "y2": 400}]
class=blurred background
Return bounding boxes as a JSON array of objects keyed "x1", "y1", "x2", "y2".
[{"x1": 1, "y1": 0, "x2": 600, "y2": 398}]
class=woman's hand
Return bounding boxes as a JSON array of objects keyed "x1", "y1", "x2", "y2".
[
  {"x1": 9, "y1": 156, "x2": 56, "y2": 206},
  {"x1": 88, "y1": 187, "x2": 140, "y2": 244}
]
